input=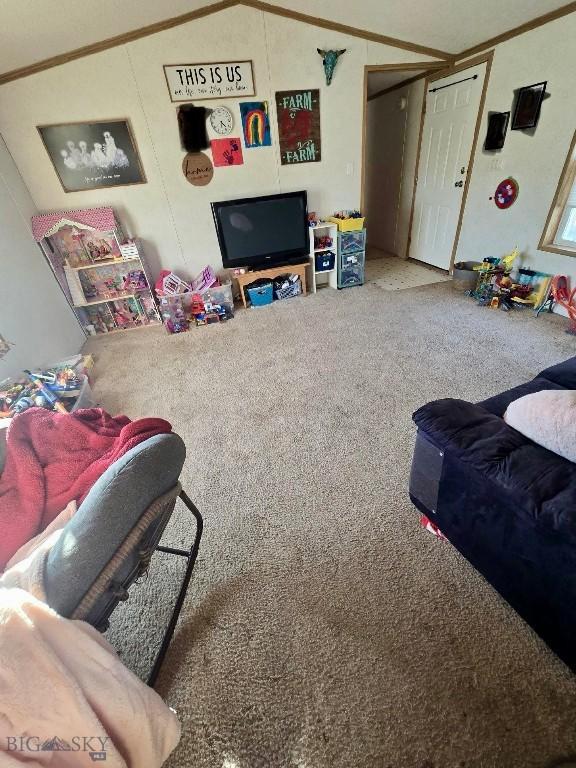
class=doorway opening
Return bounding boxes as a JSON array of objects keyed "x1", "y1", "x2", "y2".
[{"x1": 362, "y1": 56, "x2": 492, "y2": 289}]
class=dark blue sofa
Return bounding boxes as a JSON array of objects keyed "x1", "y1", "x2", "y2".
[{"x1": 409, "y1": 356, "x2": 576, "y2": 671}]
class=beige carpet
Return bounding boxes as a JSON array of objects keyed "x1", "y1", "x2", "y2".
[{"x1": 87, "y1": 281, "x2": 576, "y2": 768}]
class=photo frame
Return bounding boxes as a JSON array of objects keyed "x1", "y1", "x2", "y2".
[
  {"x1": 37, "y1": 119, "x2": 146, "y2": 192},
  {"x1": 484, "y1": 111, "x2": 510, "y2": 151},
  {"x1": 511, "y1": 82, "x2": 547, "y2": 130}
]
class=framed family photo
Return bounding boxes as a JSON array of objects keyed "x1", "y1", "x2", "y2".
[{"x1": 37, "y1": 119, "x2": 146, "y2": 192}]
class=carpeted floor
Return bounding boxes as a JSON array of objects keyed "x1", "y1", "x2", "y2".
[{"x1": 87, "y1": 278, "x2": 576, "y2": 768}]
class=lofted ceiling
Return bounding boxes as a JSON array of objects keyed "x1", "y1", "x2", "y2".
[{"x1": 0, "y1": 0, "x2": 572, "y2": 77}]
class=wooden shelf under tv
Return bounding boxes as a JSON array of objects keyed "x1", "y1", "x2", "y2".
[{"x1": 234, "y1": 262, "x2": 308, "y2": 309}]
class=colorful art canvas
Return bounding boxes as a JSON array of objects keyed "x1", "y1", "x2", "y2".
[
  {"x1": 239, "y1": 101, "x2": 271, "y2": 148},
  {"x1": 211, "y1": 138, "x2": 244, "y2": 167},
  {"x1": 275, "y1": 89, "x2": 321, "y2": 165}
]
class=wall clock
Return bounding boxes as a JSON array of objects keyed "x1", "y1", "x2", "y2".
[{"x1": 210, "y1": 106, "x2": 234, "y2": 136}]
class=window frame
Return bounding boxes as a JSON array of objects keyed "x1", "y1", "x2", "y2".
[{"x1": 539, "y1": 128, "x2": 576, "y2": 258}]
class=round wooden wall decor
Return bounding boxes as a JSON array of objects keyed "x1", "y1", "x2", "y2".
[{"x1": 182, "y1": 152, "x2": 214, "y2": 186}]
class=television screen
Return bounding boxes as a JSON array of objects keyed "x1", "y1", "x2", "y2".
[{"x1": 211, "y1": 191, "x2": 308, "y2": 269}]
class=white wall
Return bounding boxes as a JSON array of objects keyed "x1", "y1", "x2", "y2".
[
  {"x1": 455, "y1": 12, "x2": 576, "y2": 284},
  {"x1": 0, "y1": 5, "x2": 439, "y2": 280},
  {"x1": 365, "y1": 78, "x2": 424, "y2": 257},
  {"x1": 0, "y1": 137, "x2": 85, "y2": 380}
]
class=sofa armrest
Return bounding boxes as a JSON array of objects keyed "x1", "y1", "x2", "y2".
[
  {"x1": 538, "y1": 356, "x2": 576, "y2": 388},
  {"x1": 413, "y1": 398, "x2": 576, "y2": 532},
  {"x1": 44, "y1": 432, "x2": 186, "y2": 618}
]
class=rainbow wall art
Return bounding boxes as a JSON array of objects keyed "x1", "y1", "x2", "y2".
[{"x1": 239, "y1": 101, "x2": 272, "y2": 148}]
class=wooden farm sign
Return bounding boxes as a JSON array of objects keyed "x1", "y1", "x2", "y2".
[
  {"x1": 164, "y1": 61, "x2": 255, "y2": 102},
  {"x1": 275, "y1": 89, "x2": 321, "y2": 165}
]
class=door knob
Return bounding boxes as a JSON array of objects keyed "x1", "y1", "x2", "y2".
[{"x1": 454, "y1": 181, "x2": 463, "y2": 187}]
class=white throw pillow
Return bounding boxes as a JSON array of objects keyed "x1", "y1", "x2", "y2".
[{"x1": 504, "y1": 389, "x2": 576, "y2": 463}]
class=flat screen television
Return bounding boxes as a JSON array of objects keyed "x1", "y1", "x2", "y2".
[{"x1": 211, "y1": 191, "x2": 309, "y2": 269}]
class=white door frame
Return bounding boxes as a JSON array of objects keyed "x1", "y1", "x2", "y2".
[{"x1": 406, "y1": 51, "x2": 494, "y2": 271}]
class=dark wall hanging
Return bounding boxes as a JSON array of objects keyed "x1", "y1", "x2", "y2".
[
  {"x1": 37, "y1": 119, "x2": 146, "y2": 192},
  {"x1": 511, "y1": 82, "x2": 547, "y2": 130},
  {"x1": 484, "y1": 111, "x2": 510, "y2": 151},
  {"x1": 275, "y1": 89, "x2": 321, "y2": 165},
  {"x1": 178, "y1": 105, "x2": 209, "y2": 153}
]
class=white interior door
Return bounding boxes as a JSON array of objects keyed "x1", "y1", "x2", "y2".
[{"x1": 410, "y1": 63, "x2": 486, "y2": 269}]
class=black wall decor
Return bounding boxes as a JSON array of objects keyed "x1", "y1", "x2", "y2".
[
  {"x1": 484, "y1": 111, "x2": 510, "y2": 151},
  {"x1": 177, "y1": 105, "x2": 209, "y2": 152},
  {"x1": 511, "y1": 82, "x2": 547, "y2": 130}
]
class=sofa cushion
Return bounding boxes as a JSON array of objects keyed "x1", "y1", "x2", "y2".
[
  {"x1": 505, "y1": 389, "x2": 576, "y2": 464},
  {"x1": 479, "y1": 376, "x2": 565, "y2": 417},
  {"x1": 539, "y1": 356, "x2": 576, "y2": 389},
  {"x1": 413, "y1": 398, "x2": 576, "y2": 533}
]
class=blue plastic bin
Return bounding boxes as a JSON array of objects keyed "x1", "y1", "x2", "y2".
[
  {"x1": 246, "y1": 280, "x2": 273, "y2": 307},
  {"x1": 315, "y1": 251, "x2": 335, "y2": 272}
]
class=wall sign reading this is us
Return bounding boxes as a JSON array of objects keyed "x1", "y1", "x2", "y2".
[{"x1": 164, "y1": 61, "x2": 255, "y2": 102}]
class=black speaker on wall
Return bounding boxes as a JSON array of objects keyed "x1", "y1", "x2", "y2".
[{"x1": 177, "y1": 105, "x2": 209, "y2": 153}]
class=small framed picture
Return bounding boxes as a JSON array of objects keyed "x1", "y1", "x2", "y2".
[
  {"x1": 484, "y1": 111, "x2": 510, "y2": 151},
  {"x1": 511, "y1": 82, "x2": 547, "y2": 130},
  {"x1": 37, "y1": 119, "x2": 146, "y2": 192}
]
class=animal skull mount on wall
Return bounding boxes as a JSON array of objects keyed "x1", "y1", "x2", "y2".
[{"x1": 317, "y1": 49, "x2": 346, "y2": 86}]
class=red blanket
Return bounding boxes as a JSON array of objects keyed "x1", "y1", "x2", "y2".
[{"x1": 0, "y1": 408, "x2": 171, "y2": 571}]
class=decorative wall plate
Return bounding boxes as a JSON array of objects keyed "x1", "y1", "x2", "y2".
[
  {"x1": 494, "y1": 177, "x2": 519, "y2": 209},
  {"x1": 210, "y1": 106, "x2": 234, "y2": 136}
]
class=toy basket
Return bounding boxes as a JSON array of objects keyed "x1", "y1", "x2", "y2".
[
  {"x1": 246, "y1": 280, "x2": 274, "y2": 307},
  {"x1": 327, "y1": 215, "x2": 365, "y2": 232},
  {"x1": 201, "y1": 281, "x2": 234, "y2": 316},
  {"x1": 274, "y1": 276, "x2": 301, "y2": 300},
  {"x1": 315, "y1": 251, "x2": 335, "y2": 272}
]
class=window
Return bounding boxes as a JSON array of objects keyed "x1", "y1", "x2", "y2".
[{"x1": 540, "y1": 129, "x2": 576, "y2": 256}]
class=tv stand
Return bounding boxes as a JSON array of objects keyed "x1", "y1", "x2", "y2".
[{"x1": 235, "y1": 263, "x2": 308, "y2": 309}]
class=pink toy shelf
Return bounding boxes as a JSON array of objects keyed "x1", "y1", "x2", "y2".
[{"x1": 32, "y1": 207, "x2": 161, "y2": 336}]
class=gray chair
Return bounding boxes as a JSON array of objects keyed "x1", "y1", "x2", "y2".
[{"x1": 43, "y1": 433, "x2": 203, "y2": 686}]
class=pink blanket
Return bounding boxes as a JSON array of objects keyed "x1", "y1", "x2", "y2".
[
  {"x1": 0, "y1": 588, "x2": 180, "y2": 766},
  {"x1": 0, "y1": 407, "x2": 171, "y2": 571}
]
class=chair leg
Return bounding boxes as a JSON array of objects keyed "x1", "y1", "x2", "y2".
[{"x1": 147, "y1": 490, "x2": 203, "y2": 687}]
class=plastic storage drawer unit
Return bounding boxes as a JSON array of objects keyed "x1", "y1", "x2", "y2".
[
  {"x1": 338, "y1": 230, "x2": 365, "y2": 289},
  {"x1": 339, "y1": 230, "x2": 366, "y2": 255}
]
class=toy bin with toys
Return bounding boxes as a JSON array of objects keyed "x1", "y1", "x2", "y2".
[
  {"x1": 246, "y1": 280, "x2": 274, "y2": 307},
  {"x1": 201, "y1": 282, "x2": 234, "y2": 316},
  {"x1": 155, "y1": 265, "x2": 235, "y2": 330},
  {"x1": 328, "y1": 210, "x2": 365, "y2": 232}
]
